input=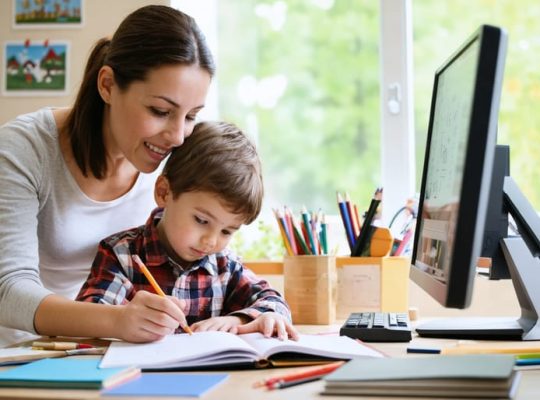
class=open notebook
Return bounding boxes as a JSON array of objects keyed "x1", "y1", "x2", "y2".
[{"x1": 100, "y1": 331, "x2": 383, "y2": 370}]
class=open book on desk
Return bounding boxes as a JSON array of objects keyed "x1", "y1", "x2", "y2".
[{"x1": 100, "y1": 331, "x2": 384, "y2": 370}]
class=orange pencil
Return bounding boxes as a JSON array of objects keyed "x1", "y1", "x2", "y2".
[
  {"x1": 131, "y1": 255, "x2": 193, "y2": 335},
  {"x1": 253, "y1": 361, "x2": 345, "y2": 389}
]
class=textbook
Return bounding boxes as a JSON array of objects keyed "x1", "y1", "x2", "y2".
[
  {"x1": 0, "y1": 358, "x2": 140, "y2": 389},
  {"x1": 322, "y1": 354, "x2": 521, "y2": 398},
  {"x1": 100, "y1": 331, "x2": 384, "y2": 370}
]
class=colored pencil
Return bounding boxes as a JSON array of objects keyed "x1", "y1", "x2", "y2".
[
  {"x1": 320, "y1": 214, "x2": 328, "y2": 255},
  {"x1": 253, "y1": 361, "x2": 344, "y2": 389},
  {"x1": 345, "y1": 192, "x2": 359, "y2": 239},
  {"x1": 274, "y1": 209, "x2": 294, "y2": 256},
  {"x1": 302, "y1": 206, "x2": 316, "y2": 254},
  {"x1": 132, "y1": 255, "x2": 193, "y2": 335},
  {"x1": 336, "y1": 192, "x2": 355, "y2": 252}
]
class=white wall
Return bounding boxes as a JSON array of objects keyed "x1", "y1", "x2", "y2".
[{"x1": 0, "y1": 0, "x2": 169, "y2": 124}]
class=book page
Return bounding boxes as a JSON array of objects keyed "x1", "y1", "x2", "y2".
[
  {"x1": 100, "y1": 331, "x2": 259, "y2": 369},
  {"x1": 239, "y1": 332, "x2": 384, "y2": 360}
]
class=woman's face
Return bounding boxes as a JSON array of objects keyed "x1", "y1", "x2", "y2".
[{"x1": 102, "y1": 64, "x2": 212, "y2": 173}]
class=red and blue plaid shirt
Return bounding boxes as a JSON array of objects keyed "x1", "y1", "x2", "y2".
[{"x1": 76, "y1": 208, "x2": 291, "y2": 324}]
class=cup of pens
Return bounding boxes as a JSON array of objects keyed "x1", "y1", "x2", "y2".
[
  {"x1": 273, "y1": 205, "x2": 336, "y2": 324},
  {"x1": 283, "y1": 255, "x2": 337, "y2": 325}
]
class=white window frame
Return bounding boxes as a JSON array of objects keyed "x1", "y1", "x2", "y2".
[{"x1": 379, "y1": 0, "x2": 415, "y2": 224}]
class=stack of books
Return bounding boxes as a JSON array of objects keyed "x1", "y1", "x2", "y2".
[{"x1": 322, "y1": 354, "x2": 520, "y2": 398}]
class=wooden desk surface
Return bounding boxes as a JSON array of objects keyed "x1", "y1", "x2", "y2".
[{"x1": 1, "y1": 325, "x2": 540, "y2": 400}]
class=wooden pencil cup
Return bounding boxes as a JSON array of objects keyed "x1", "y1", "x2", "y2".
[{"x1": 283, "y1": 255, "x2": 337, "y2": 324}]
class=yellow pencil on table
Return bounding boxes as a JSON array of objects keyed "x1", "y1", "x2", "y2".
[
  {"x1": 441, "y1": 344, "x2": 540, "y2": 355},
  {"x1": 131, "y1": 254, "x2": 193, "y2": 335},
  {"x1": 32, "y1": 341, "x2": 94, "y2": 350}
]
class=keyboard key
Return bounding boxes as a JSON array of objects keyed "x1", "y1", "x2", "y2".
[{"x1": 339, "y1": 311, "x2": 412, "y2": 342}]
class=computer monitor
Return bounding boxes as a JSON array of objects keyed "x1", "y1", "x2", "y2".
[{"x1": 410, "y1": 24, "x2": 540, "y2": 340}]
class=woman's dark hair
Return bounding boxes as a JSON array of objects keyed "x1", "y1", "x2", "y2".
[{"x1": 64, "y1": 5, "x2": 215, "y2": 179}]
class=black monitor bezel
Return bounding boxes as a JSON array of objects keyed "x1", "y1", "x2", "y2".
[{"x1": 411, "y1": 25, "x2": 507, "y2": 308}]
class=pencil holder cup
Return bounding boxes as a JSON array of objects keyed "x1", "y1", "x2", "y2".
[
  {"x1": 283, "y1": 255, "x2": 337, "y2": 324},
  {"x1": 335, "y1": 256, "x2": 410, "y2": 319}
]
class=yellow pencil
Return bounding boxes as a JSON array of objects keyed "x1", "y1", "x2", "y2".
[
  {"x1": 131, "y1": 254, "x2": 193, "y2": 335},
  {"x1": 441, "y1": 344, "x2": 540, "y2": 355}
]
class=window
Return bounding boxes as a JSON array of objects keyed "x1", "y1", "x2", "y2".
[
  {"x1": 174, "y1": 1, "x2": 409, "y2": 258},
  {"x1": 413, "y1": 1, "x2": 540, "y2": 209}
]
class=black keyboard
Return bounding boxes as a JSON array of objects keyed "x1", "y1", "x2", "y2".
[{"x1": 339, "y1": 312, "x2": 412, "y2": 342}]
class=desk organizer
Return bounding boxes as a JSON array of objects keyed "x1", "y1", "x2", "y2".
[
  {"x1": 335, "y1": 256, "x2": 410, "y2": 319},
  {"x1": 283, "y1": 255, "x2": 337, "y2": 325}
]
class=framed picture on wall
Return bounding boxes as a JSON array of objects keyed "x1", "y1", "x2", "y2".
[
  {"x1": 3, "y1": 40, "x2": 70, "y2": 96},
  {"x1": 13, "y1": 0, "x2": 83, "y2": 29}
]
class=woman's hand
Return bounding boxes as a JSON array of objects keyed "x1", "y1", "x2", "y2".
[
  {"x1": 116, "y1": 291, "x2": 188, "y2": 342},
  {"x1": 235, "y1": 312, "x2": 299, "y2": 341}
]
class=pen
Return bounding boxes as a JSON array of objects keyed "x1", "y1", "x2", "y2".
[
  {"x1": 131, "y1": 255, "x2": 193, "y2": 335},
  {"x1": 31, "y1": 341, "x2": 94, "y2": 351},
  {"x1": 515, "y1": 358, "x2": 540, "y2": 366},
  {"x1": 270, "y1": 376, "x2": 321, "y2": 390},
  {"x1": 406, "y1": 346, "x2": 441, "y2": 354}
]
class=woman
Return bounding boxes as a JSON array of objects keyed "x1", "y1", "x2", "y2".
[{"x1": 0, "y1": 5, "x2": 215, "y2": 347}]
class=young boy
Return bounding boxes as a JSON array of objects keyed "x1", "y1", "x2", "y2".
[{"x1": 76, "y1": 121, "x2": 298, "y2": 341}]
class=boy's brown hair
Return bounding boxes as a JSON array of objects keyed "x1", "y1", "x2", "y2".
[{"x1": 162, "y1": 121, "x2": 263, "y2": 224}]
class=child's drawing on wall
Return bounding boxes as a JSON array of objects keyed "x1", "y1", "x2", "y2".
[{"x1": 3, "y1": 40, "x2": 69, "y2": 96}]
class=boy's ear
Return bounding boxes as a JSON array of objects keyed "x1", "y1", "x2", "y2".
[
  {"x1": 97, "y1": 65, "x2": 115, "y2": 104},
  {"x1": 154, "y1": 175, "x2": 171, "y2": 207}
]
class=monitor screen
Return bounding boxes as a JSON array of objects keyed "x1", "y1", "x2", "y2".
[{"x1": 410, "y1": 25, "x2": 507, "y2": 309}]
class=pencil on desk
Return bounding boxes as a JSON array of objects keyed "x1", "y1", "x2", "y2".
[
  {"x1": 253, "y1": 361, "x2": 344, "y2": 389},
  {"x1": 131, "y1": 255, "x2": 193, "y2": 335},
  {"x1": 31, "y1": 341, "x2": 94, "y2": 351},
  {"x1": 441, "y1": 344, "x2": 540, "y2": 355}
]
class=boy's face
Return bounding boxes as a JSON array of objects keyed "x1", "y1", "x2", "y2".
[{"x1": 154, "y1": 176, "x2": 246, "y2": 264}]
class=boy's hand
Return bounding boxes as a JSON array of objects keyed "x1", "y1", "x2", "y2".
[
  {"x1": 117, "y1": 291, "x2": 188, "y2": 343},
  {"x1": 190, "y1": 315, "x2": 247, "y2": 333},
  {"x1": 235, "y1": 312, "x2": 299, "y2": 341}
]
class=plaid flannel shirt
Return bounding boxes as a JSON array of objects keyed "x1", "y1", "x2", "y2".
[{"x1": 76, "y1": 208, "x2": 291, "y2": 324}]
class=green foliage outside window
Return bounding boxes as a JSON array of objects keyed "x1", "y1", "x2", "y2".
[
  {"x1": 217, "y1": 1, "x2": 381, "y2": 214},
  {"x1": 413, "y1": 1, "x2": 540, "y2": 208}
]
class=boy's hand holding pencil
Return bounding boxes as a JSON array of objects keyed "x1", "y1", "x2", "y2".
[{"x1": 130, "y1": 255, "x2": 193, "y2": 337}]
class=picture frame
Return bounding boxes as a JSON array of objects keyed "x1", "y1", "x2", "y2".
[
  {"x1": 3, "y1": 40, "x2": 70, "y2": 96},
  {"x1": 13, "y1": 0, "x2": 83, "y2": 29}
]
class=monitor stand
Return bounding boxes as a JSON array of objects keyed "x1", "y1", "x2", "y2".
[{"x1": 417, "y1": 177, "x2": 540, "y2": 341}]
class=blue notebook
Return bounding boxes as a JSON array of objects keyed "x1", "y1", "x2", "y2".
[
  {"x1": 103, "y1": 373, "x2": 229, "y2": 397},
  {"x1": 0, "y1": 358, "x2": 140, "y2": 389}
]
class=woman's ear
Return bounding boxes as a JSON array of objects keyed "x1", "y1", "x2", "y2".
[
  {"x1": 97, "y1": 65, "x2": 115, "y2": 104},
  {"x1": 154, "y1": 175, "x2": 171, "y2": 207}
]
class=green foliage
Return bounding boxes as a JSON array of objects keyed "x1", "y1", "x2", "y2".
[
  {"x1": 413, "y1": 1, "x2": 540, "y2": 208},
  {"x1": 228, "y1": 220, "x2": 285, "y2": 260},
  {"x1": 217, "y1": 1, "x2": 380, "y2": 213}
]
